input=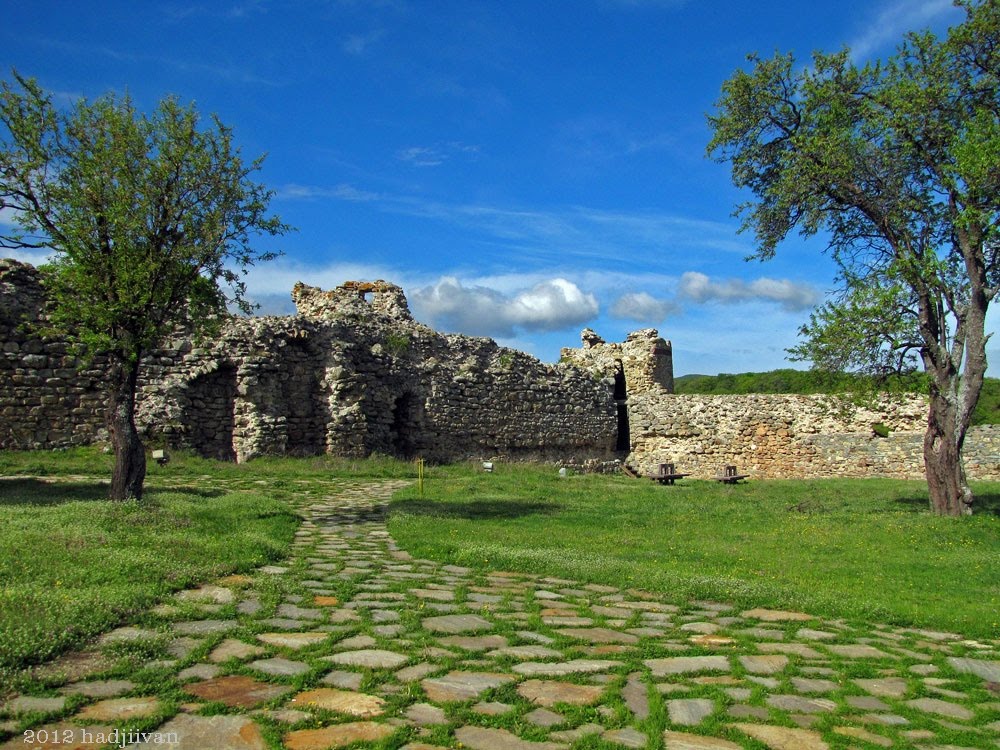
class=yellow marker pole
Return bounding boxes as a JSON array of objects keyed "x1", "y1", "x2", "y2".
[{"x1": 417, "y1": 458, "x2": 425, "y2": 496}]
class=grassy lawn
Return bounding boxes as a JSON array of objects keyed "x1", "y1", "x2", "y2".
[
  {"x1": 388, "y1": 465, "x2": 1000, "y2": 639},
  {"x1": 0, "y1": 447, "x2": 414, "y2": 686}
]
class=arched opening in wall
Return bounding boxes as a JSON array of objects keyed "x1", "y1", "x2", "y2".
[
  {"x1": 184, "y1": 364, "x2": 237, "y2": 461},
  {"x1": 282, "y1": 339, "x2": 327, "y2": 456},
  {"x1": 390, "y1": 391, "x2": 422, "y2": 459},
  {"x1": 614, "y1": 360, "x2": 630, "y2": 452}
]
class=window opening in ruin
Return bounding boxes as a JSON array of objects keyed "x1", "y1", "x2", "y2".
[
  {"x1": 185, "y1": 364, "x2": 238, "y2": 461},
  {"x1": 614, "y1": 361, "x2": 630, "y2": 452},
  {"x1": 390, "y1": 391, "x2": 421, "y2": 459}
]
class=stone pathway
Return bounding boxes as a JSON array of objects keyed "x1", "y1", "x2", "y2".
[{"x1": 2, "y1": 480, "x2": 999, "y2": 749}]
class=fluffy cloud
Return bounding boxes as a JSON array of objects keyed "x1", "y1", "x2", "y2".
[
  {"x1": 610, "y1": 291, "x2": 680, "y2": 322},
  {"x1": 410, "y1": 277, "x2": 598, "y2": 337},
  {"x1": 678, "y1": 272, "x2": 820, "y2": 311}
]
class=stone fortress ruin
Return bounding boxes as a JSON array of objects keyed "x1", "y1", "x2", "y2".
[{"x1": 2, "y1": 257, "x2": 999, "y2": 480}]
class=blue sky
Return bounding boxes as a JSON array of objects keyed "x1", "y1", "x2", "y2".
[{"x1": 1, "y1": 0, "x2": 984, "y2": 375}]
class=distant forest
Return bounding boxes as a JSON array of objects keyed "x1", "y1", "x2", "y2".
[{"x1": 673, "y1": 369, "x2": 1000, "y2": 426}]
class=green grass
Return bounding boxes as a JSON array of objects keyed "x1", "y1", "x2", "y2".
[
  {"x1": 0, "y1": 445, "x2": 419, "y2": 685},
  {"x1": 388, "y1": 465, "x2": 1000, "y2": 639}
]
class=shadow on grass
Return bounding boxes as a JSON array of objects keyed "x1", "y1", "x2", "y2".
[
  {"x1": 0, "y1": 478, "x2": 109, "y2": 505},
  {"x1": 0, "y1": 478, "x2": 225, "y2": 506},
  {"x1": 893, "y1": 492, "x2": 1000, "y2": 516},
  {"x1": 393, "y1": 497, "x2": 562, "y2": 521}
]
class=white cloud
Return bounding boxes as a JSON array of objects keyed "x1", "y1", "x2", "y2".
[
  {"x1": 0, "y1": 206, "x2": 20, "y2": 228},
  {"x1": 849, "y1": 0, "x2": 960, "y2": 61},
  {"x1": 410, "y1": 277, "x2": 599, "y2": 338},
  {"x1": 278, "y1": 182, "x2": 750, "y2": 265},
  {"x1": 0, "y1": 248, "x2": 56, "y2": 266},
  {"x1": 610, "y1": 291, "x2": 680, "y2": 322},
  {"x1": 342, "y1": 29, "x2": 385, "y2": 56},
  {"x1": 277, "y1": 183, "x2": 380, "y2": 202},
  {"x1": 678, "y1": 271, "x2": 820, "y2": 311},
  {"x1": 396, "y1": 142, "x2": 481, "y2": 168}
]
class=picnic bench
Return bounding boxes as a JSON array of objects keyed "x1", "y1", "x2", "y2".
[
  {"x1": 647, "y1": 462, "x2": 690, "y2": 485},
  {"x1": 715, "y1": 465, "x2": 749, "y2": 484}
]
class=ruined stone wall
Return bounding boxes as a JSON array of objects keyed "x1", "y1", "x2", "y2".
[
  {"x1": 0, "y1": 261, "x2": 618, "y2": 464},
  {"x1": 4, "y1": 256, "x2": 1000, "y2": 480},
  {"x1": 0, "y1": 260, "x2": 108, "y2": 449},
  {"x1": 560, "y1": 327, "x2": 674, "y2": 396},
  {"x1": 626, "y1": 392, "x2": 1000, "y2": 481}
]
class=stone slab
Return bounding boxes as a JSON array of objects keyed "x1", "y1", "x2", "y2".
[
  {"x1": 324, "y1": 648, "x2": 408, "y2": 669},
  {"x1": 256, "y1": 632, "x2": 328, "y2": 650},
  {"x1": 663, "y1": 731, "x2": 742, "y2": 750},
  {"x1": 421, "y1": 614, "x2": 493, "y2": 634},
  {"x1": 59, "y1": 680, "x2": 135, "y2": 699},
  {"x1": 516, "y1": 679, "x2": 604, "y2": 706},
  {"x1": 184, "y1": 675, "x2": 291, "y2": 708},
  {"x1": 249, "y1": 657, "x2": 311, "y2": 677},
  {"x1": 75, "y1": 697, "x2": 160, "y2": 721},
  {"x1": 289, "y1": 688, "x2": 385, "y2": 718},
  {"x1": 905, "y1": 697, "x2": 974, "y2": 720},
  {"x1": 439, "y1": 635, "x2": 508, "y2": 651},
  {"x1": 512, "y1": 659, "x2": 616, "y2": 676},
  {"x1": 853, "y1": 677, "x2": 908, "y2": 698},
  {"x1": 554, "y1": 627, "x2": 639, "y2": 644},
  {"x1": 3, "y1": 696, "x2": 68, "y2": 715},
  {"x1": 171, "y1": 619, "x2": 238, "y2": 636},
  {"x1": 209, "y1": 639, "x2": 266, "y2": 663},
  {"x1": 453, "y1": 725, "x2": 567, "y2": 750},
  {"x1": 421, "y1": 671, "x2": 515, "y2": 702},
  {"x1": 947, "y1": 657, "x2": 1000, "y2": 682},
  {"x1": 734, "y1": 723, "x2": 830, "y2": 749},
  {"x1": 667, "y1": 698, "x2": 715, "y2": 726},
  {"x1": 123, "y1": 714, "x2": 267, "y2": 750},
  {"x1": 645, "y1": 655, "x2": 730, "y2": 676},
  {"x1": 741, "y1": 608, "x2": 815, "y2": 622},
  {"x1": 602, "y1": 728, "x2": 647, "y2": 748},
  {"x1": 283, "y1": 722, "x2": 395, "y2": 750}
]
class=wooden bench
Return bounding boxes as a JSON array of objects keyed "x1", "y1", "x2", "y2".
[
  {"x1": 715, "y1": 465, "x2": 749, "y2": 484},
  {"x1": 648, "y1": 462, "x2": 690, "y2": 485}
]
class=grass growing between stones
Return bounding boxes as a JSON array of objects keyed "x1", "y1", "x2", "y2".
[
  {"x1": 0, "y1": 446, "x2": 413, "y2": 686},
  {"x1": 388, "y1": 465, "x2": 1000, "y2": 639}
]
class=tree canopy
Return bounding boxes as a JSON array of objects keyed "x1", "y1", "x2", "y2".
[
  {"x1": 707, "y1": 1, "x2": 999, "y2": 515},
  {"x1": 0, "y1": 72, "x2": 289, "y2": 499}
]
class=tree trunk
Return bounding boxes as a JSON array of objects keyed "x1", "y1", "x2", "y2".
[
  {"x1": 106, "y1": 358, "x2": 146, "y2": 501},
  {"x1": 923, "y1": 383, "x2": 973, "y2": 516}
]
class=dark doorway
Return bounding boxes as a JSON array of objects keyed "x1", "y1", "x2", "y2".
[
  {"x1": 614, "y1": 361, "x2": 630, "y2": 452},
  {"x1": 390, "y1": 391, "x2": 422, "y2": 459},
  {"x1": 281, "y1": 340, "x2": 327, "y2": 456},
  {"x1": 185, "y1": 364, "x2": 238, "y2": 461}
]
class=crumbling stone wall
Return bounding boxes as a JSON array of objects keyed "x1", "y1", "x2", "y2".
[
  {"x1": 0, "y1": 261, "x2": 618, "y2": 464},
  {"x1": 4, "y1": 256, "x2": 1000, "y2": 480},
  {"x1": 626, "y1": 392, "x2": 1000, "y2": 481},
  {"x1": 0, "y1": 260, "x2": 108, "y2": 449},
  {"x1": 560, "y1": 327, "x2": 674, "y2": 395}
]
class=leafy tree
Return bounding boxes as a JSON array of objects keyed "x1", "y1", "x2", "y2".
[
  {"x1": 0, "y1": 72, "x2": 289, "y2": 500},
  {"x1": 707, "y1": 1, "x2": 998, "y2": 515}
]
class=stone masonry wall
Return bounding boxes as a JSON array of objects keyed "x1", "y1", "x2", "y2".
[
  {"x1": 4, "y1": 256, "x2": 1000, "y2": 480},
  {"x1": 1, "y1": 260, "x2": 618, "y2": 465},
  {"x1": 560, "y1": 327, "x2": 674, "y2": 395},
  {"x1": 626, "y1": 392, "x2": 1000, "y2": 481},
  {"x1": 0, "y1": 260, "x2": 108, "y2": 449}
]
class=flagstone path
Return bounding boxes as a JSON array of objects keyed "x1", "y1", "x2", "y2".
[{"x1": 2, "y1": 480, "x2": 999, "y2": 749}]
